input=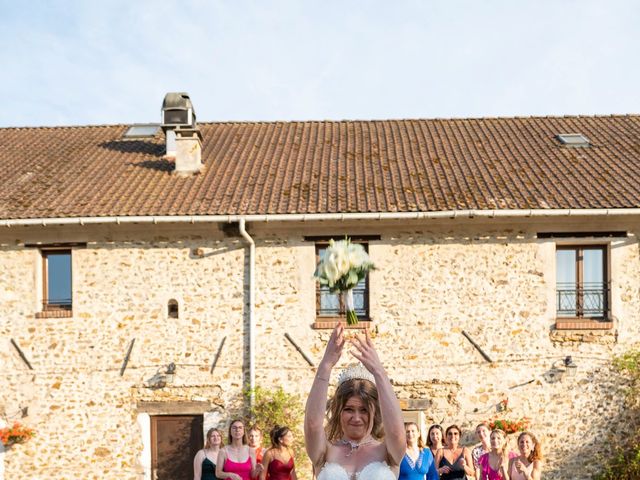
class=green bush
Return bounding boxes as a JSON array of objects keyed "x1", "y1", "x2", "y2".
[
  {"x1": 245, "y1": 385, "x2": 309, "y2": 475},
  {"x1": 246, "y1": 385, "x2": 304, "y2": 435},
  {"x1": 594, "y1": 347, "x2": 640, "y2": 480},
  {"x1": 594, "y1": 443, "x2": 640, "y2": 480}
]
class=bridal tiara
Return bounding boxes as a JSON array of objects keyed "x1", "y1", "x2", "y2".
[{"x1": 336, "y1": 363, "x2": 376, "y2": 386}]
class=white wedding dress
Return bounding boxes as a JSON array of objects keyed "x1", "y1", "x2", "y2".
[{"x1": 317, "y1": 462, "x2": 396, "y2": 480}]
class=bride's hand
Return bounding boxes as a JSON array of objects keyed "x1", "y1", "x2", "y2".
[
  {"x1": 321, "y1": 323, "x2": 346, "y2": 367},
  {"x1": 349, "y1": 328, "x2": 383, "y2": 376}
]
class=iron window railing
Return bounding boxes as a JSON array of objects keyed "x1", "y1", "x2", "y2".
[{"x1": 556, "y1": 282, "x2": 609, "y2": 318}]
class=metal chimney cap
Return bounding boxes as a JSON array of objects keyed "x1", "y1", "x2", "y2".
[
  {"x1": 162, "y1": 92, "x2": 197, "y2": 130},
  {"x1": 162, "y1": 92, "x2": 195, "y2": 113}
]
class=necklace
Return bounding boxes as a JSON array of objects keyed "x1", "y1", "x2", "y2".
[{"x1": 338, "y1": 436, "x2": 375, "y2": 457}]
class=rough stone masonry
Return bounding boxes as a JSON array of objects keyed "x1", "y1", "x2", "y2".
[{"x1": 1, "y1": 216, "x2": 638, "y2": 479}]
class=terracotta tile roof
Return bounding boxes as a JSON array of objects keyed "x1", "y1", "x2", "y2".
[{"x1": 1, "y1": 115, "x2": 640, "y2": 220}]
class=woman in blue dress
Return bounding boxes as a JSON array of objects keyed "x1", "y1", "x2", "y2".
[{"x1": 398, "y1": 422, "x2": 438, "y2": 480}]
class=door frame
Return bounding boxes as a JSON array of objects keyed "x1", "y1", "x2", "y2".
[
  {"x1": 138, "y1": 413, "x2": 152, "y2": 480},
  {"x1": 137, "y1": 402, "x2": 222, "y2": 480}
]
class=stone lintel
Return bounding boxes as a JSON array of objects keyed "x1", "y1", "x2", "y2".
[
  {"x1": 398, "y1": 398, "x2": 432, "y2": 410},
  {"x1": 136, "y1": 400, "x2": 214, "y2": 414}
]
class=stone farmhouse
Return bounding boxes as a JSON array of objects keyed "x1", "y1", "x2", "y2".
[{"x1": 1, "y1": 93, "x2": 640, "y2": 480}]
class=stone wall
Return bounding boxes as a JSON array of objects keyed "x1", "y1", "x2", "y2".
[{"x1": 1, "y1": 218, "x2": 638, "y2": 479}]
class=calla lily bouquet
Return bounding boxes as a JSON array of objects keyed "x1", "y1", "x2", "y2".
[{"x1": 314, "y1": 238, "x2": 375, "y2": 325}]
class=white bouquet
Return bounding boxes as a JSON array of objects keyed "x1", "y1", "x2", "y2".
[{"x1": 314, "y1": 238, "x2": 375, "y2": 325}]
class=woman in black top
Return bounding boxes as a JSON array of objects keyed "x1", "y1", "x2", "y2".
[
  {"x1": 426, "y1": 424, "x2": 445, "y2": 459},
  {"x1": 194, "y1": 428, "x2": 224, "y2": 480},
  {"x1": 435, "y1": 425, "x2": 474, "y2": 479}
]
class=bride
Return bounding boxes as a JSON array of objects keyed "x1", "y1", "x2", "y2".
[{"x1": 304, "y1": 324, "x2": 405, "y2": 480}]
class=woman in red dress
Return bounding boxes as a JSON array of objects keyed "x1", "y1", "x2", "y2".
[{"x1": 260, "y1": 425, "x2": 297, "y2": 480}]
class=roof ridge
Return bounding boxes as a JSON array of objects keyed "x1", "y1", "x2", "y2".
[
  {"x1": 197, "y1": 113, "x2": 640, "y2": 125},
  {"x1": 2, "y1": 114, "x2": 639, "y2": 131},
  {"x1": 0, "y1": 123, "x2": 131, "y2": 131}
]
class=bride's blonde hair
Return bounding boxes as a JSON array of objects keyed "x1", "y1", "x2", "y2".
[{"x1": 325, "y1": 378, "x2": 383, "y2": 441}]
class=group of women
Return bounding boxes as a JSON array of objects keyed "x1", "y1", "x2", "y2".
[
  {"x1": 304, "y1": 324, "x2": 543, "y2": 480},
  {"x1": 196, "y1": 324, "x2": 542, "y2": 480},
  {"x1": 401, "y1": 422, "x2": 542, "y2": 480},
  {"x1": 193, "y1": 421, "x2": 297, "y2": 480}
]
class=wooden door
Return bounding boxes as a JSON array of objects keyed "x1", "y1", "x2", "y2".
[{"x1": 151, "y1": 415, "x2": 203, "y2": 480}]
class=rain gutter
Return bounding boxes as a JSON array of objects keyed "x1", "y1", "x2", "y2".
[{"x1": 2, "y1": 208, "x2": 640, "y2": 227}]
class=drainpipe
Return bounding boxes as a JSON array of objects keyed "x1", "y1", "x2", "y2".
[{"x1": 238, "y1": 219, "x2": 256, "y2": 410}]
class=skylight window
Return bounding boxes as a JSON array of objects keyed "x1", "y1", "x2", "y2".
[
  {"x1": 556, "y1": 133, "x2": 590, "y2": 147},
  {"x1": 123, "y1": 124, "x2": 160, "y2": 138}
]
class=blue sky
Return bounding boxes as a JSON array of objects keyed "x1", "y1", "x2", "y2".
[{"x1": 2, "y1": 0, "x2": 639, "y2": 127}]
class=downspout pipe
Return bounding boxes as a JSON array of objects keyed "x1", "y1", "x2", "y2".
[{"x1": 238, "y1": 219, "x2": 256, "y2": 411}]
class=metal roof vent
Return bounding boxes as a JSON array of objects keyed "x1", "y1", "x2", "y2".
[
  {"x1": 161, "y1": 92, "x2": 196, "y2": 129},
  {"x1": 556, "y1": 133, "x2": 590, "y2": 147}
]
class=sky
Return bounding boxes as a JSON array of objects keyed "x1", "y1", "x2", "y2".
[{"x1": 1, "y1": 0, "x2": 639, "y2": 128}]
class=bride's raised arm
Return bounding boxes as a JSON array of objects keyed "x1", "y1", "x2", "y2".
[
  {"x1": 350, "y1": 329, "x2": 406, "y2": 466},
  {"x1": 304, "y1": 324, "x2": 345, "y2": 467}
]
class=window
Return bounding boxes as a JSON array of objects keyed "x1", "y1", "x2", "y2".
[
  {"x1": 556, "y1": 133, "x2": 590, "y2": 147},
  {"x1": 556, "y1": 245, "x2": 610, "y2": 327},
  {"x1": 123, "y1": 124, "x2": 160, "y2": 138},
  {"x1": 168, "y1": 299, "x2": 179, "y2": 319},
  {"x1": 315, "y1": 242, "x2": 370, "y2": 325},
  {"x1": 40, "y1": 249, "x2": 72, "y2": 316}
]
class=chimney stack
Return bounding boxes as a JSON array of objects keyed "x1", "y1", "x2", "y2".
[{"x1": 161, "y1": 92, "x2": 203, "y2": 176}]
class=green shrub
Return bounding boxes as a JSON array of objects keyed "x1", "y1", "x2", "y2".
[
  {"x1": 594, "y1": 442, "x2": 640, "y2": 480},
  {"x1": 594, "y1": 347, "x2": 640, "y2": 480},
  {"x1": 245, "y1": 385, "x2": 309, "y2": 475}
]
